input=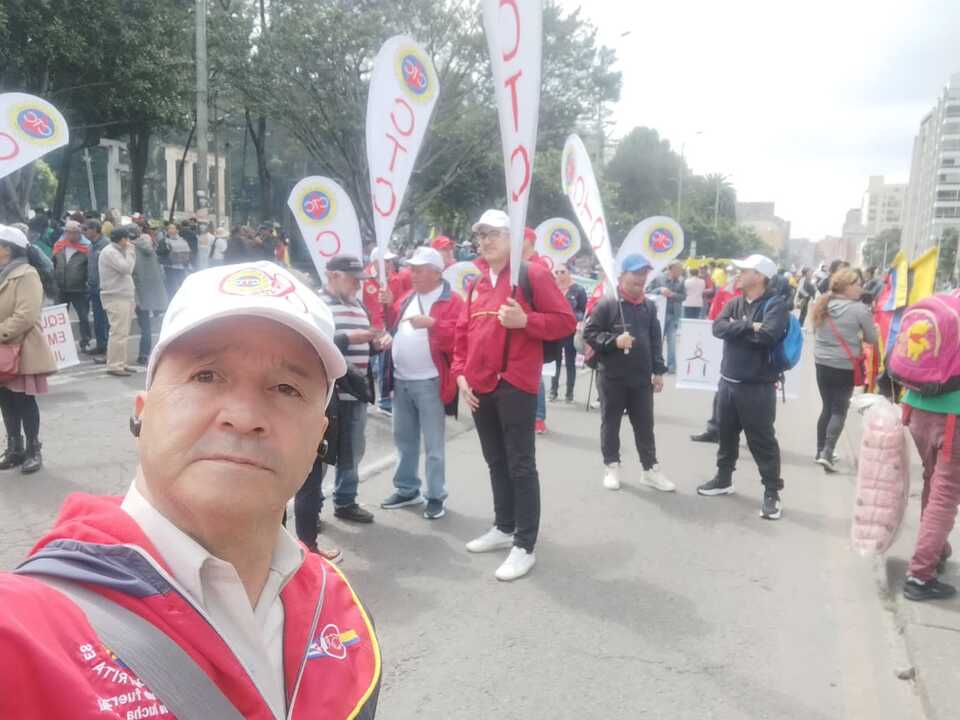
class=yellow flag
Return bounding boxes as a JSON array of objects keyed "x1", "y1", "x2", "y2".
[
  {"x1": 892, "y1": 250, "x2": 910, "y2": 309},
  {"x1": 908, "y1": 246, "x2": 939, "y2": 305}
]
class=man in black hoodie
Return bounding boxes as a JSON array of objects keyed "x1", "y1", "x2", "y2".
[
  {"x1": 584, "y1": 254, "x2": 674, "y2": 493},
  {"x1": 697, "y1": 254, "x2": 788, "y2": 520}
]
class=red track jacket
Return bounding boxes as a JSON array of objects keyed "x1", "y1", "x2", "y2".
[
  {"x1": 452, "y1": 259, "x2": 576, "y2": 395},
  {"x1": 0, "y1": 494, "x2": 380, "y2": 719}
]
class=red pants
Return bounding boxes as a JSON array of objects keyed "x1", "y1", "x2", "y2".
[{"x1": 908, "y1": 409, "x2": 960, "y2": 581}]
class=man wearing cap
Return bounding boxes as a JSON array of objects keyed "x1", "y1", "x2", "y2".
[
  {"x1": 0, "y1": 262, "x2": 381, "y2": 719},
  {"x1": 83, "y1": 219, "x2": 111, "y2": 356},
  {"x1": 318, "y1": 255, "x2": 391, "y2": 524},
  {"x1": 647, "y1": 260, "x2": 687, "y2": 375},
  {"x1": 98, "y1": 226, "x2": 138, "y2": 377},
  {"x1": 453, "y1": 209, "x2": 576, "y2": 581},
  {"x1": 52, "y1": 219, "x2": 94, "y2": 353},
  {"x1": 697, "y1": 254, "x2": 789, "y2": 521},
  {"x1": 380, "y1": 247, "x2": 464, "y2": 519},
  {"x1": 584, "y1": 254, "x2": 674, "y2": 493},
  {"x1": 430, "y1": 236, "x2": 457, "y2": 269},
  {"x1": 364, "y1": 247, "x2": 411, "y2": 416}
]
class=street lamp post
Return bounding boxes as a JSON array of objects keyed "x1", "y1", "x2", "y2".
[{"x1": 195, "y1": 0, "x2": 209, "y2": 224}]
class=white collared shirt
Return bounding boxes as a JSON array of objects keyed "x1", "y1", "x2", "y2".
[
  {"x1": 392, "y1": 284, "x2": 443, "y2": 381},
  {"x1": 121, "y1": 483, "x2": 304, "y2": 720}
]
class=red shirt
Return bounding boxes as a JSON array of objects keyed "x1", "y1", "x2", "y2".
[
  {"x1": 452, "y1": 258, "x2": 576, "y2": 395},
  {"x1": 363, "y1": 265, "x2": 412, "y2": 330}
]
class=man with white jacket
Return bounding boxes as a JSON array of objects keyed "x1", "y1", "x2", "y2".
[{"x1": 99, "y1": 226, "x2": 137, "y2": 377}]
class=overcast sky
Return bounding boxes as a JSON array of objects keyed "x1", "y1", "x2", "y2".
[{"x1": 562, "y1": 0, "x2": 960, "y2": 240}]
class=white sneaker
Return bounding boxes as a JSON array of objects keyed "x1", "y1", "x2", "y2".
[
  {"x1": 603, "y1": 463, "x2": 621, "y2": 490},
  {"x1": 495, "y1": 546, "x2": 536, "y2": 581},
  {"x1": 639, "y1": 465, "x2": 676, "y2": 492},
  {"x1": 466, "y1": 527, "x2": 515, "y2": 553}
]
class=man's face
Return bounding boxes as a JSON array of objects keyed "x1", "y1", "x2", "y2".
[
  {"x1": 327, "y1": 271, "x2": 360, "y2": 299},
  {"x1": 83, "y1": 226, "x2": 98, "y2": 241},
  {"x1": 136, "y1": 317, "x2": 329, "y2": 542},
  {"x1": 739, "y1": 269, "x2": 763, "y2": 293},
  {"x1": 64, "y1": 228, "x2": 80, "y2": 243},
  {"x1": 167, "y1": 225, "x2": 178, "y2": 237},
  {"x1": 553, "y1": 267, "x2": 572, "y2": 287},
  {"x1": 668, "y1": 264, "x2": 682, "y2": 280},
  {"x1": 439, "y1": 248, "x2": 455, "y2": 267},
  {"x1": 410, "y1": 264, "x2": 441, "y2": 294},
  {"x1": 475, "y1": 225, "x2": 510, "y2": 266},
  {"x1": 621, "y1": 269, "x2": 649, "y2": 296}
]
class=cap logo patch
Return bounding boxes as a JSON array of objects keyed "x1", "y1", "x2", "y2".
[{"x1": 219, "y1": 268, "x2": 296, "y2": 298}]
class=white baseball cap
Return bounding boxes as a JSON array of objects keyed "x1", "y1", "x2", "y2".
[
  {"x1": 146, "y1": 262, "x2": 346, "y2": 395},
  {"x1": 732, "y1": 254, "x2": 777, "y2": 279},
  {"x1": 404, "y1": 246, "x2": 444, "y2": 271},
  {"x1": 370, "y1": 246, "x2": 398, "y2": 262},
  {"x1": 472, "y1": 209, "x2": 510, "y2": 232},
  {"x1": 0, "y1": 225, "x2": 29, "y2": 249}
]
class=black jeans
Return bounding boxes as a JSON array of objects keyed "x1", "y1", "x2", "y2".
[
  {"x1": 550, "y1": 334, "x2": 578, "y2": 399},
  {"x1": 599, "y1": 375, "x2": 657, "y2": 469},
  {"x1": 705, "y1": 391, "x2": 720, "y2": 435},
  {"x1": 815, "y1": 364, "x2": 854, "y2": 456},
  {"x1": 90, "y1": 293, "x2": 110, "y2": 351},
  {"x1": 0, "y1": 387, "x2": 40, "y2": 441},
  {"x1": 798, "y1": 298, "x2": 811, "y2": 328},
  {"x1": 716, "y1": 379, "x2": 783, "y2": 490},
  {"x1": 294, "y1": 457, "x2": 326, "y2": 547},
  {"x1": 62, "y1": 291, "x2": 91, "y2": 346},
  {"x1": 474, "y1": 381, "x2": 540, "y2": 551},
  {"x1": 136, "y1": 308, "x2": 152, "y2": 359}
]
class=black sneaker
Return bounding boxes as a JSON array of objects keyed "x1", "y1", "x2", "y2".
[
  {"x1": 548, "y1": 392, "x2": 558, "y2": 402},
  {"x1": 690, "y1": 431, "x2": 719, "y2": 444},
  {"x1": 564, "y1": 395, "x2": 574, "y2": 404},
  {"x1": 423, "y1": 499, "x2": 446, "y2": 520},
  {"x1": 904, "y1": 577, "x2": 957, "y2": 602},
  {"x1": 760, "y1": 490, "x2": 782, "y2": 520},
  {"x1": 697, "y1": 476, "x2": 734, "y2": 496},
  {"x1": 334, "y1": 504, "x2": 374, "y2": 523},
  {"x1": 381, "y1": 491, "x2": 424, "y2": 509}
]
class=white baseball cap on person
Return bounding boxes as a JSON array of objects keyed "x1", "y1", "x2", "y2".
[
  {"x1": 404, "y1": 246, "x2": 444, "y2": 271},
  {"x1": 732, "y1": 254, "x2": 777, "y2": 279},
  {"x1": 0, "y1": 225, "x2": 29, "y2": 249},
  {"x1": 146, "y1": 262, "x2": 346, "y2": 398},
  {"x1": 472, "y1": 209, "x2": 510, "y2": 232},
  {"x1": 370, "y1": 246, "x2": 398, "y2": 262}
]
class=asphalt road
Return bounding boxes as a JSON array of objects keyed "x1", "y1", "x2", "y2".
[{"x1": 0, "y1": 352, "x2": 928, "y2": 719}]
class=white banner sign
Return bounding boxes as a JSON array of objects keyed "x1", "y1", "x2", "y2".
[
  {"x1": 483, "y1": 0, "x2": 543, "y2": 287},
  {"x1": 561, "y1": 134, "x2": 617, "y2": 297},
  {"x1": 40, "y1": 304, "x2": 79, "y2": 370},
  {"x1": 442, "y1": 261, "x2": 483, "y2": 300},
  {"x1": 676, "y1": 318, "x2": 798, "y2": 398},
  {"x1": 0, "y1": 93, "x2": 69, "y2": 181},
  {"x1": 617, "y1": 216, "x2": 686, "y2": 273},
  {"x1": 366, "y1": 36, "x2": 439, "y2": 284},
  {"x1": 287, "y1": 177, "x2": 363, "y2": 277},
  {"x1": 534, "y1": 217, "x2": 581, "y2": 271}
]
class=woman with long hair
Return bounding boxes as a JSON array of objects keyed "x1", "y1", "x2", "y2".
[
  {"x1": 0, "y1": 226, "x2": 57, "y2": 473},
  {"x1": 812, "y1": 270, "x2": 878, "y2": 472}
]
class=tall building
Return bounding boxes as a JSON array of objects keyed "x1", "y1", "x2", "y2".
[
  {"x1": 815, "y1": 209, "x2": 867, "y2": 266},
  {"x1": 860, "y1": 175, "x2": 905, "y2": 237},
  {"x1": 735, "y1": 201, "x2": 791, "y2": 254},
  {"x1": 902, "y1": 72, "x2": 960, "y2": 258}
]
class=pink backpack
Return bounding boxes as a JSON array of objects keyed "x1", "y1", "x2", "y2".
[{"x1": 888, "y1": 290, "x2": 960, "y2": 396}]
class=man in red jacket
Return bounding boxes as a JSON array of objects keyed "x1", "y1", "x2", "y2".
[
  {"x1": 452, "y1": 209, "x2": 576, "y2": 581},
  {"x1": 381, "y1": 247, "x2": 464, "y2": 520},
  {"x1": 364, "y1": 247, "x2": 410, "y2": 415},
  {"x1": 0, "y1": 262, "x2": 381, "y2": 719}
]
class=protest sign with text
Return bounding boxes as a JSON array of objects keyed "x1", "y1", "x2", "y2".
[
  {"x1": 366, "y1": 36, "x2": 439, "y2": 283},
  {"x1": 40, "y1": 304, "x2": 79, "y2": 370},
  {"x1": 482, "y1": 0, "x2": 543, "y2": 287},
  {"x1": 287, "y1": 177, "x2": 363, "y2": 277},
  {"x1": 0, "y1": 93, "x2": 69, "y2": 181}
]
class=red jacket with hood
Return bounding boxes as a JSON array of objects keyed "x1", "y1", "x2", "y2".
[
  {"x1": 0, "y1": 494, "x2": 381, "y2": 719},
  {"x1": 385, "y1": 279, "x2": 464, "y2": 405},
  {"x1": 452, "y1": 259, "x2": 576, "y2": 395}
]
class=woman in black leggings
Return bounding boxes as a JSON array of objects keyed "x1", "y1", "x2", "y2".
[
  {"x1": 0, "y1": 226, "x2": 58, "y2": 473},
  {"x1": 811, "y1": 269, "x2": 878, "y2": 472}
]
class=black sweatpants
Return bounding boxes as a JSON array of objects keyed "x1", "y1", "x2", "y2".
[
  {"x1": 474, "y1": 381, "x2": 540, "y2": 552},
  {"x1": 294, "y1": 457, "x2": 326, "y2": 547},
  {"x1": 716, "y1": 379, "x2": 783, "y2": 490},
  {"x1": 551, "y1": 334, "x2": 577, "y2": 399},
  {"x1": 62, "y1": 291, "x2": 91, "y2": 346},
  {"x1": 815, "y1": 364, "x2": 855, "y2": 456},
  {"x1": 599, "y1": 375, "x2": 657, "y2": 470},
  {"x1": 0, "y1": 387, "x2": 40, "y2": 441}
]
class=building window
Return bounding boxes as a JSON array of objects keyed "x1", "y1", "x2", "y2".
[
  {"x1": 943, "y1": 138, "x2": 960, "y2": 151},
  {"x1": 945, "y1": 122, "x2": 960, "y2": 135},
  {"x1": 938, "y1": 190, "x2": 960, "y2": 201},
  {"x1": 935, "y1": 206, "x2": 960, "y2": 218},
  {"x1": 947, "y1": 105, "x2": 960, "y2": 117}
]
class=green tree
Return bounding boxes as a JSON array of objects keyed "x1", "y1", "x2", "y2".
[
  {"x1": 937, "y1": 227, "x2": 958, "y2": 290},
  {"x1": 861, "y1": 227, "x2": 901, "y2": 268}
]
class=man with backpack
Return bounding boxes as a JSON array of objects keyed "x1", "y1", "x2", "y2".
[
  {"x1": 698, "y1": 254, "x2": 790, "y2": 521},
  {"x1": 453, "y1": 209, "x2": 575, "y2": 581}
]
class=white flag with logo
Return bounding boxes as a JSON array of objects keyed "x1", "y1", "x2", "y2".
[
  {"x1": 287, "y1": 177, "x2": 363, "y2": 277},
  {"x1": 0, "y1": 93, "x2": 69, "y2": 180},
  {"x1": 482, "y1": 0, "x2": 543, "y2": 287},
  {"x1": 366, "y1": 36, "x2": 439, "y2": 284},
  {"x1": 561, "y1": 134, "x2": 617, "y2": 297}
]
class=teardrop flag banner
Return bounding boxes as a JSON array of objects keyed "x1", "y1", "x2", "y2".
[
  {"x1": 442, "y1": 261, "x2": 483, "y2": 300},
  {"x1": 482, "y1": 0, "x2": 543, "y2": 287},
  {"x1": 0, "y1": 93, "x2": 69, "y2": 180},
  {"x1": 561, "y1": 134, "x2": 617, "y2": 296},
  {"x1": 287, "y1": 177, "x2": 363, "y2": 277},
  {"x1": 366, "y1": 36, "x2": 439, "y2": 284},
  {"x1": 534, "y1": 217, "x2": 581, "y2": 271},
  {"x1": 616, "y1": 216, "x2": 686, "y2": 274}
]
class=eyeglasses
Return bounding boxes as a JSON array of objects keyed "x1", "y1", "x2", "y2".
[
  {"x1": 473, "y1": 230, "x2": 503, "y2": 241},
  {"x1": 554, "y1": 269, "x2": 568, "y2": 275}
]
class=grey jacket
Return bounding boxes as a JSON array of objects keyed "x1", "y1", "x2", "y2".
[
  {"x1": 132, "y1": 236, "x2": 168, "y2": 312},
  {"x1": 647, "y1": 274, "x2": 686, "y2": 322},
  {"x1": 98, "y1": 242, "x2": 136, "y2": 299},
  {"x1": 814, "y1": 298, "x2": 878, "y2": 370}
]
